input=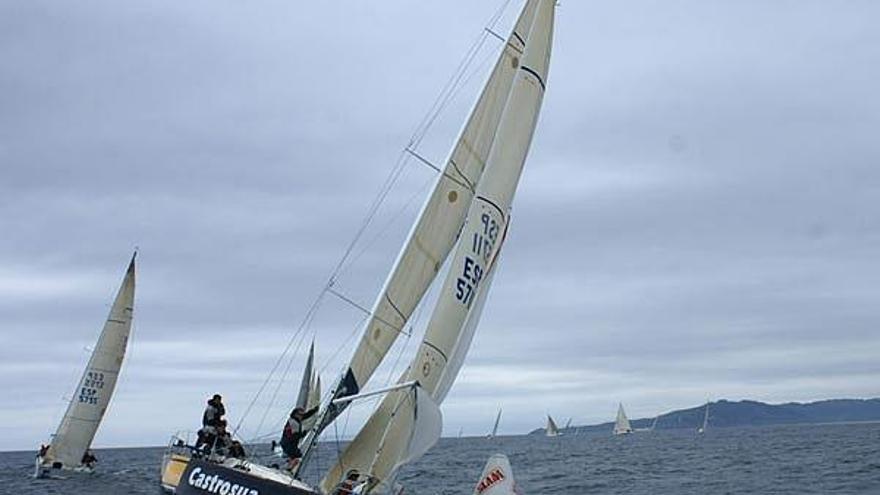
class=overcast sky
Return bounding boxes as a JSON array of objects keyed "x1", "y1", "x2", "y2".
[{"x1": 1, "y1": 0, "x2": 878, "y2": 452}]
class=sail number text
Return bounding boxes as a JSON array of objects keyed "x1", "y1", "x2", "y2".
[
  {"x1": 79, "y1": 370, "x2": 105, "y2": 405},
  {"x1": 455, "y1": 212, "x2": 500, "y2": 307}
]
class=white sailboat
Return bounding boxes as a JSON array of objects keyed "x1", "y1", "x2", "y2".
[
  {"x1": 545, "y1": 415, "x2": 561, "y2": 437},
  {"x1": 35, "y1": 254, "x2": 136, "y2": 478},
  {"x1": 697, "y1": 401, "x2": 709, "y2": 434},
  {"x1": 612, "y1": 403, "x2": 633, "y2": 435},
  {"x1": 487, "y1": 409, "x2": 502, "y2": 438},
  {"x1": 160, "y1": 1, "x2": 555, "y2": 493}
]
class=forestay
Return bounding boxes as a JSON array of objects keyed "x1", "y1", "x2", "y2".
[
  {"x1": 321, "y1": 1, "x2": 555, "y2": 490},
  {"x1": 46, "y1": 254, "x2": 136, "y2": 468}
]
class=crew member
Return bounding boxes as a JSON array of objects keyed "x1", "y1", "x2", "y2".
[
  {"x1": 81, "y1": 450, "x2": 98, "y2": 468},
  {"x1": 332, "y1": 469, "x2": 360, "y2": 495},
  {"x1": 228, "y1": 440, "x2": 247, "y2": 459},
  {"x1": 280, "y1": 406, "x2": 318, "y2": 471}
]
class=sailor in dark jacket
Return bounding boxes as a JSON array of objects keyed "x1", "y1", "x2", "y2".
[
  {"x1": 196, "y1": 394, "x2": 226, "y2": 452},
  {"x1": 202, "y1": 394, "x2": 225, "y2": 428},
  {"x1": 280, "y1": 406, "x2": 318, "y2": 471}
]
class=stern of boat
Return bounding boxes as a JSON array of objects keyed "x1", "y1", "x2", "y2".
[{"x1": 160, "y1": 432, "x2": 196, "y2": 493}]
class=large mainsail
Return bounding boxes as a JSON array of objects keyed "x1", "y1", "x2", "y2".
[
  {"x1": 613, "y1": 403, "x2": 633, "y2": 435},
  {"x1": 318, "y1": 0, "x2": 545, "y2": 429},
  {"x1": 320, "y1": 1, "x2": 555, "y2": 491},
  {"x1": 46, "y1": 254, "x2": 136, "y2": 468}
]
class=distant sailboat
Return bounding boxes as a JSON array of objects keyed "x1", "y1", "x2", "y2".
[
  {"x1": 564, "y1": 417, "x2": 572, "y2": 430},
  {"x1": 697, "y1": 401, "x2": 709, "y2": 434},
  {"x1": 546, "y1": 415, "x2": 561, "y2": 437},
  {"x1": 487, "y1": 408, "x2": 502, "y2": 438},
  {"x1": 650, "y1": 414, "x2": 660, "y2": 431},
  {"x1": 35, "y1": 254, "x2": 136, "y2": 478},
  {"x1": 613, "y1": 403, "x2": 633, "y2": 435}
]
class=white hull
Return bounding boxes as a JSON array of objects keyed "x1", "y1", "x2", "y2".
[{"x1": 34, "y1": 456, "x2": 95, "y2": 479}]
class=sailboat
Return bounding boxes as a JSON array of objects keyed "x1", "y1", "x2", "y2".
[
  {"x1": 545, "y1": 415, "x2": 561, "y2": 437},
  {"x1": 160, "y1": 1, "x2": 554, "y2": 493},
  {"x1": 612, "y1": 403, "x2": 633, "y2": 435},
  {"x1": 697, "y1": 401, "x2": 709, "y2": 434},
  {"x1": 487, "y1": 409, "x2": 502, "y2": 438},
  {"x1": 35, "y1": 254, "x2": 136, "y2": 478}
]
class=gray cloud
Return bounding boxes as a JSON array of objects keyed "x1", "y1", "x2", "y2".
[{"x1": 1, "y1": 0, "x2": 878, "y2": 450}]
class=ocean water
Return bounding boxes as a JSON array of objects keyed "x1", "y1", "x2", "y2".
[{"x1": 3, "y1": 423, "x2": 879, "y2": 494}]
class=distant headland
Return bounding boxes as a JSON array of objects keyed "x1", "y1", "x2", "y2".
[{"x1": 530, "y1": 398, "x2": 880, "y2": 435}]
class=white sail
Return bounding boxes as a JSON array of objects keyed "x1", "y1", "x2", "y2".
[
  {"x1": 45, "y1": 254, "x2": 136, "y2": 468},
  {"x1": 698, "y1": 401, "x2": 709, "y2": 433},
  {"x1": 545, "y1": 415, "x2": 560, "y2": 437},
  {"x1": 489, "y1": 408, "x2": 502, "y2": 438},
  {"x1": 473, "y1": 454, "x2": 517, "y2": 495},
  {"x1": 613, "y1": 403, "x2": 633, "y2": 435},
  {"x1": 322, "y1": 0, "x2": 545, "y2": 422},
  {"x1": 295, "y1": 342, "x2": 315, "y2": 410},
  {"x1": 321, "y1": 2, "x2": 554, "y2": 491},
  {"x1": 310, "y1": 374, "x2": 322, "y2": 411}
]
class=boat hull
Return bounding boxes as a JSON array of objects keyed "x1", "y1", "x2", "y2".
[
  {"x1": 174, "y1": 459, "x2": 319, "y2": 495},
  {"x1": 33, "y1": 456, "x2": 95, "y2": 479}
]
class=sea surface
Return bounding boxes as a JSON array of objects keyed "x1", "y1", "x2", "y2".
[{"x1": 2, "y1": 422, "x2": 879, "y2": 494}]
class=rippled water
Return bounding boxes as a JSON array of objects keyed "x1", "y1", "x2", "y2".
[{"x1": 3, "y1": 423, "x2": 878, "y2": 494}]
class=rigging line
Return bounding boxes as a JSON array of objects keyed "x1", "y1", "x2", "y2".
[
  {"x1": 326, "y1": 287, "x2": 411, "y2": 338},
  {"x1": 404, "y1": 147, "x2": 441, "y2": 174},
  {"x1": 330, "y1": 152, "x2": 411, "y2": 280},
  {"x1": 408, "y1": 0, "x2": 513, "y2": 148},
  {"x1": 329, "y1": 0, "x2": 516, "y2": 285},
  {"x1": 409, "y1": 33, "x2": 488, "y2": 151},
  {"x1": 317, "y1": 312, "x2": 369, "y2": 378},
  {"x1": 232, "y1": 286, "x2": 329, "y2": 438},
  {"x1": 337, "y1": 174, "x2": 435, "y2": 281},
  {"x1": 249, "y1": 307, "x2": 315, "y2": 444}
]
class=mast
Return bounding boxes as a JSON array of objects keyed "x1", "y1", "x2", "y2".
[
  {"x1": 46, "y1": 253, "x2": 136, "y2": 467},
  {"x1": 320, "y1": 1, "x2": 555, "y2": 490}
]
